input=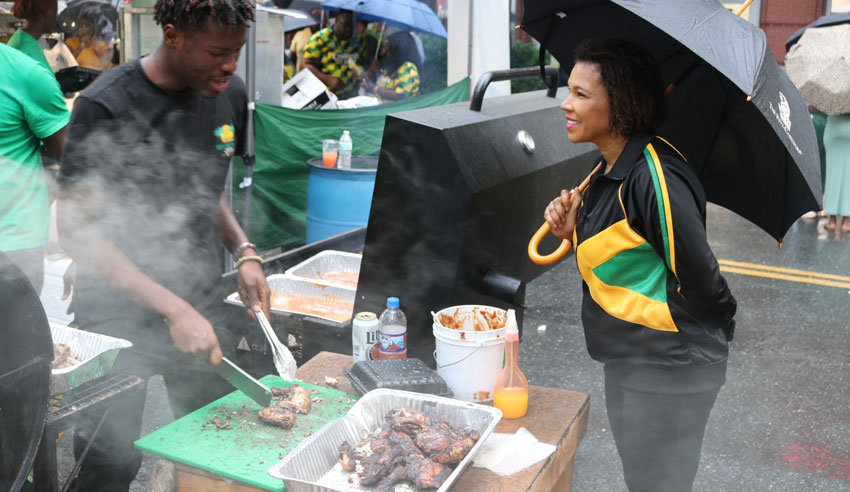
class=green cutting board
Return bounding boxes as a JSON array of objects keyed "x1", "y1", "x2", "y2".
[{"x1": 135, "y1": 376, "x2": 357, "y2": 491}]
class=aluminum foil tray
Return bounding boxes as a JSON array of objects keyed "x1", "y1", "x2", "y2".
[
  {"x1": 225, "y1": 274, "x2": 355, "y2": 324},
  {"x1": 50, "y1": 322, "x2": 133, "y2": 394},
  {"x1": 284, "y1": 250, "x2": 361, "y2": 291},
  {"x1": 268, "y1": 389, "x2": 503, "y2": 492}
]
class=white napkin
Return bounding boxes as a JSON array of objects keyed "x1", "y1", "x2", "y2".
[{"x1": 471, "y1": 427, "x2": 556, "y2": 476}]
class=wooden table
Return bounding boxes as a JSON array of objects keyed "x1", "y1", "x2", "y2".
[{"x1": 175, "y1": 351, "x2": 590, "y2": 492}]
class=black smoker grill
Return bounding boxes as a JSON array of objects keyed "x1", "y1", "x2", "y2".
[
  {"x1": 352, "y1": 67, "x2": 599, "y2": 364},
  {"x1": 224, "y1": 68, "x2": 600, "y2": 370}
]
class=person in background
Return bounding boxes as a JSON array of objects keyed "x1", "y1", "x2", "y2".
[
  {"x1": 0, "y1": 42, "x2": 69, "y2": 293},
  {"x1": 56, "y1": 0, "x2": 269, "y2": 488},
  {"x1": 802, "y1": 106, "x2": 827, "y2": 220},
  {"x1": 64, "y1": 16, "x2": 111, "y2": 70},
  {"x1": 288, "y1": 4, "x2": 323, "y2": 73},
  {"x1": 543, "y1": 38, "x2": 735, "y2": 492},
  {"x1": 823, "y1": 113, "x2": 850, "y2": 232},
  {"x1": 302, "y1": 9, "x2": 366, "y2": 99},
  {"x1": 361, "y1": 31, "x2": 421, "y2": 101},
  {"x1": 8, "y1": 0, "x2": 58, "y2": 70}
]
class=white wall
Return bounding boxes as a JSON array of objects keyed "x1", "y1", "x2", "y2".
[{"x1": 447, "y1": 0, "x2": 511, "y2": 97}]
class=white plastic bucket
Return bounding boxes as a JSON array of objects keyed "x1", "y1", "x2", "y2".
[{"x1": 433, "y1": 317, "x2": 507, "y2": 402}]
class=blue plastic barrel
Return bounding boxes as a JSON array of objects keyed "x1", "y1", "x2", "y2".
[{"x1": 306, "y1": 156, "x2": 378, "y2": 243}]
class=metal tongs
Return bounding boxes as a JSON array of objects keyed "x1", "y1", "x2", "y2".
[{"x1": 256, "y1": 310, "x2": 297, "y2": 381}]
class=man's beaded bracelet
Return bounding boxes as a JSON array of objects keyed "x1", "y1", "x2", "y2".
[{"x1": 236, "y1": 255, "x2": 263, "y2": 268}]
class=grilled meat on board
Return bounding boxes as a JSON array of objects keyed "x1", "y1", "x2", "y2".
[
  {"x1": 271, "y1": 385, "x2": 312, "y2": 414},
  {"x1": 258, "y1": 384, "x2": 313, "y2": 428},
  {"x1": 257, "y1": 406, "x2": 297, "y2": 428}
]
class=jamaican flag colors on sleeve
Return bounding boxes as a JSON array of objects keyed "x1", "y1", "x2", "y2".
[
  {"x1": 573, "y1": 135, "x2": 735, "y2": 367},
  {"x1": 302, "y1": 27, "x2": 366, "y2": 97},
  {"x1": 385, "y1": 61, "x2": 420, "y2": 98}
]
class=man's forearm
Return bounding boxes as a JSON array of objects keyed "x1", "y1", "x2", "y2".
[
  {"x1": 304, "y1": 63, "x2": 341, "y2": 91},
  {"x1": 215, "y1": 192, "x2": 251, "y2": 255}
]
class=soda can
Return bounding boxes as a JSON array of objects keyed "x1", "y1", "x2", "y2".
[{"x1": 352, "y1": 312, "x2": 379, "y2": 362}]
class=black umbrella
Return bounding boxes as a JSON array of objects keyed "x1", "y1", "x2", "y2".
[
  {"x1": 785, "y1": 12, "x2": 850, "y2": 53},
  {"x1": 521, "y1": 0, "x2": 821, "y2": 243}
]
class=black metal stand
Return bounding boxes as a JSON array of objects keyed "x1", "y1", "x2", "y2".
[{"x1": 32, "y1": 374, "x2": 146, "y2": 492}]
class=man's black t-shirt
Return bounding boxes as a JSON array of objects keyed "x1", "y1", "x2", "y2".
[{"x1": 59, "y1": 59, "x2": 246, "y2": 355}]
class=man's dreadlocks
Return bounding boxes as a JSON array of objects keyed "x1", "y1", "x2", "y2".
[{"x1": 153, "y1": 0, "x2": 254, "y2": 31}]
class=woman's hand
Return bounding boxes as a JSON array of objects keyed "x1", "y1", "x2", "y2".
[{"x1": 544, "y1": 187, "x2": 583, "y2": 240}]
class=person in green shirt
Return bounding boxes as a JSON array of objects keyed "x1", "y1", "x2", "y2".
[
  {"x1": 0, "y1": 42, "x2": 69, "y2": 292},
  {"x1": 8, "y1": 0, "x2": 58, "y2": 70},
  {"x1": 302, "y1": 9, "x2": 366, "y2": 99}
]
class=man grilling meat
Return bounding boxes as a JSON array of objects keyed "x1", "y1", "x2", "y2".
[{"x1": 56, "y1": 0, "x2": 270, "y2": 489}]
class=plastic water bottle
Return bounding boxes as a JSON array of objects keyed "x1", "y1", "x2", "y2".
[
  {"x1": 337, "y1": 130, "x2": 352, "y2": 169},
  {"x1": 377, "y1": 297, "x2": 407, "y2": 359}
]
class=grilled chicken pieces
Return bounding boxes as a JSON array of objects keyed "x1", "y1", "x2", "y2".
[
  {"x1": 259, "y1": 384, "x2": 313, "y2": 428},
  {"x1": 257, "y1": 406, "x2": 297, "y2": 428},
  {"x1": 272, "y1": 385, "x2": 312, "y2": 414},
  {"x1": 337, "y1": 407, "x2": 477, "y2": 490}
]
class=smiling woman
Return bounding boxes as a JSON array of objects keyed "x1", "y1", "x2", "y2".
[{"x1": 544, "y1": 38, "x2": 737, "y2": 492}]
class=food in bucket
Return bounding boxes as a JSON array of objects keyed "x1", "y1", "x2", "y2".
[
  {"x1": 437, "y1": 307, "x2": 507, "y2": 332},
  {"x1": 329, "y1": 407, "x2": 480, "y2": 490}
]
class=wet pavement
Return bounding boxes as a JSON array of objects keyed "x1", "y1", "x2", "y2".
[{"x1": 58, "y1": 204, "x2": 850, "y2": 492}]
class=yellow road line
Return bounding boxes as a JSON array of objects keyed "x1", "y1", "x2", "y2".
[
  {"x1": 718, "y1": 259, "x2": 850, "y2": 282},
  {"x1": 719, "y1": 266, "x2": 850, "y2": 289}
]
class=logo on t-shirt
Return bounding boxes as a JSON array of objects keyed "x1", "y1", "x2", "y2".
[{"x1": 215, "y1": 124, "x2": 236, "y2": 157}]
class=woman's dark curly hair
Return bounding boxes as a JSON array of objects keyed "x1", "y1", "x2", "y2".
[
  {"x1": 154, "y1": 0, "x2": 254, "y2": 31},
  {"x1": 574, "y1": 38, "x2": 667, "y2": 137}
]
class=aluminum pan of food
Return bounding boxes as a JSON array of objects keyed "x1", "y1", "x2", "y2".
[
  {"x1": 284, "y1": 250, "x2": 361, "y2": 291},
  {"x1": 225, "y1": 274, "x2": 355, "y2": 324},
  {"x1": 50, "y1": 322, "x2": 133, "y2": 394},
  {"x1": 268, "y1": 388, "x2": 502, "y2": 492}
]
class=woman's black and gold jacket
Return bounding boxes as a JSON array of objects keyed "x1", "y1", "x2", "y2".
[{"x1": 573, "y1": 135, "x2": 736, "y2": 374}]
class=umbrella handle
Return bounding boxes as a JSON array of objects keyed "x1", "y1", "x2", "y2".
[
  {"x1": 528, "y1": 223, "x2": 571, "y2": 265},
  {"x1": 736, "y1": 0, "x2": 754, "y2": 16},
  {"x1": 527, "y1": 162, "x2": 602, "y2": 266}
]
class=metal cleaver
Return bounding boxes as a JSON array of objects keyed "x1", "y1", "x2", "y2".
[{"x1": 211, "y1": 356, "x2": 272, "y2": 407}]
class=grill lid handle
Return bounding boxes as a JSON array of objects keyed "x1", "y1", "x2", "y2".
[{"x1": 469, "y1": 66, "x2": 559, "y2": 112}]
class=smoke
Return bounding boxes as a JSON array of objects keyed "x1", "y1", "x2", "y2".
[{"x1": 60, "y1": 110, "x2": 227, "y2": 297}]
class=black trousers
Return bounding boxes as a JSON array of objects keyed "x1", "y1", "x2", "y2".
[
  {"x1": 69, "y1": 311, "x2": 241, "y2": 492},
  {"x1": 604, "y1": 364, "x2": 724, "y2": 492}
]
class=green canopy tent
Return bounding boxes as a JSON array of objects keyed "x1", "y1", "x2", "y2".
[{"x1": 232, "y1": 78, "x2": 470, "y2": 250}]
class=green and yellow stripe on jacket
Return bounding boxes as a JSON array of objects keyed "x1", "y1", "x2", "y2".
[{"x1": 574, "y1": 141, "x2": 681, "y2": 333}]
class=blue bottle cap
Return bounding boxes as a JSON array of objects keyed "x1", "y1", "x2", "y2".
[{"x1": 386, "y1": 297, "x2": 400, "y2": 308}]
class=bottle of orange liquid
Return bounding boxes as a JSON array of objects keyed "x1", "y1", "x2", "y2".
[{"x1": 493, "y1": 309, "x2": 528, "y2": 418}]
